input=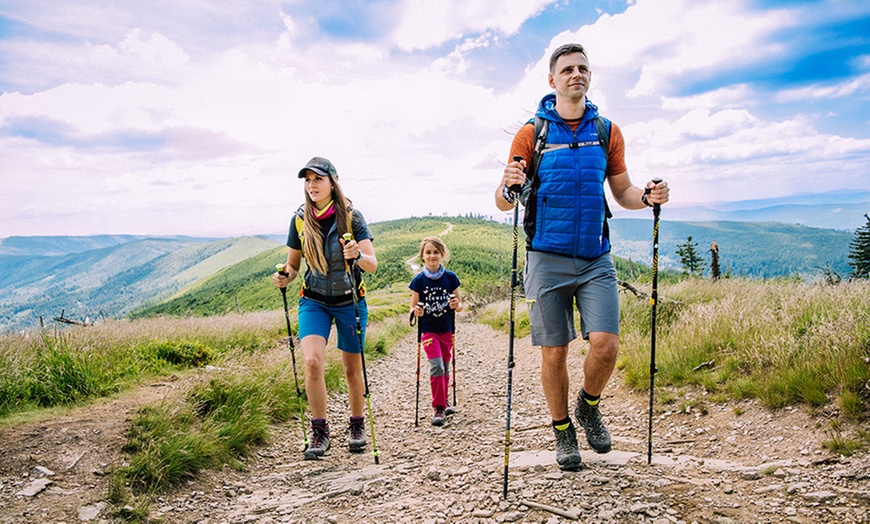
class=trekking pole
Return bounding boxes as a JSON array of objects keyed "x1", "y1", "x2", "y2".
[
  {"x1": 503, "y1": 156, "x2": 524, "y2": 498},
  {"x1": 449, "y1": 293, "x2": 457, "y2": 408},
  {"x1": 342, "y1": 234, "x2": 380, "y2": 464},
  {"x1": 275, "y1": 263, "x2": 309, "y2": 452},
  {"x1": 646, "y1": 178, "x2": 662, "y2": 465},
  {"x1": 410, "y1": 303, "x2": 423, "y2": 427}
]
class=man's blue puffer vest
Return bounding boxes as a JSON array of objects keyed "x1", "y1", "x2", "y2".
[{"x1": 524, "y1": 95, "x2": 610, "y2": 259}]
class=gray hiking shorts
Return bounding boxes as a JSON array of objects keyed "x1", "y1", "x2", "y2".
[{"x1": 524, "y1": 250, "x2": 619, "y2": 347}]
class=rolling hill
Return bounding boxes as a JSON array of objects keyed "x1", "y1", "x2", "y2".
[{"x1": 0, "y1": 236, "x2": 281, "y2": 332}]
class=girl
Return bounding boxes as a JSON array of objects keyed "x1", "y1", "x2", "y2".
[
  {"x1": 409, "y1": 236, "x2": 463, "y2": 426},
  {"x1": 273, "y1": 156, "x2": 378, "y2": 460}
]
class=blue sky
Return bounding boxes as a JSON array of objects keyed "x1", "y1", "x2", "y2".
[{"x1": 0, "y1": 0, "x2": 868, "y2": 237}]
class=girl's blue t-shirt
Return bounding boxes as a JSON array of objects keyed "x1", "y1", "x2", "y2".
[{"x1": 409, "y1": 270, "x2": 461, "y2": 333}]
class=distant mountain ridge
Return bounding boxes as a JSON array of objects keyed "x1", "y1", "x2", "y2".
[
  {"x1": 610, "y1": 189, "x2": 870, "y2": 231},
  {"x1": 0, "y1": 234, "x2": 222, "y2": 257}
]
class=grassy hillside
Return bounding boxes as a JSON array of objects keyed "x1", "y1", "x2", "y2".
[
  {"x1": 133, "y1": 216, "x2": 657, "y2": 318},
  {"x1": 133, "y1": 216, "x2": 516, "y2": 318},
  {"x1": 130, "y1": 246, "x2": 291, "y2": 318}
]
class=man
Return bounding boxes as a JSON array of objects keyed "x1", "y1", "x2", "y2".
[{"x1": 495, "y1": 43, "x2": 669, "y2": 471}]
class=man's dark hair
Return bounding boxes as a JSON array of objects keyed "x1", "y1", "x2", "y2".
[{"x1": 549, "y1": 43, "x2": 587, "y2": 73}]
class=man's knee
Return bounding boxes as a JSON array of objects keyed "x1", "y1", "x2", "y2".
[
  {"x1": 541, "y1": 345, "x2": 569, "y2": 360},
  {"x1": 588, "y1": 333, "x2": 619, "y2": 362}
]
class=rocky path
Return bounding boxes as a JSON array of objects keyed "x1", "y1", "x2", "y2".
[{"x1": 1, "y1": 316, "x2": 869, "y2": 523}]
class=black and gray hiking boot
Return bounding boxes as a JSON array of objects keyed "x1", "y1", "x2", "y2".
[
  {"x1": 348, "y1": 416, "x2": 366, "y2": 453},
  {"x1": 304, "y1": 419, "x2": 330, "y2": 460},
  {"x1": 553, "y1": 421, "x2": 582, "y2": 471},
  {"x1": 574, "y1": 394, "x2": 612, "y2": 454},
  {"x1": 432, "y1": 406, "x2": 446, "y2": 426},
  {"x1": 444, "y1": 402, "x2": 455, "y2": 416}
]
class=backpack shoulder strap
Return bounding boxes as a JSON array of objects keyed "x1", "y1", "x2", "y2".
[
  {"x1": 294, "y1": 206, "x2": 305, "y2": 245},
  {"x1": 527, "y1": 116, "x2": 549, "y2": 187},
  {"x1": 594, "y1": 116, "x2": 611, "y2": 159},
  {"x1": 594, "y1": 117, "x2": 613, "y2": 238}
]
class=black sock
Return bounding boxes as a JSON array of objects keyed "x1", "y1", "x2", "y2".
[
  {"x1": 553, "y1": 417, "x2": 571, "y2": 431},
  {"x1": 581, "y1": 389, "x2": 600, "y2": 406}
]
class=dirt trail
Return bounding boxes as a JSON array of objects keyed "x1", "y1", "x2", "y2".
[{"x1": 1, "y1": 314, "x2": 868, "y2": 523}]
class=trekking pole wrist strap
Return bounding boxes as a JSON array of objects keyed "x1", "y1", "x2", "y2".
[
  {"x1": 502, "y1": 184, "x2": 517, "y2": 204},
  {"x1": 641, "y1": 193, "x2": 654, "y2": 207}
]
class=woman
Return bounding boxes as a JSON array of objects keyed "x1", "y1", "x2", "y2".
[{"x1": 273, "y1": 156, "x2": 377, "y2": 460}]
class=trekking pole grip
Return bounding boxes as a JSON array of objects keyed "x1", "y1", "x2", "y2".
[
  {"x1": 508, "y1": 156, "x2": 524, "y2": 193},
  {"x1": 645, "y1": 178, "x2": 663, "y2": 214},
  {"x1": 342, "y1": 232, "x2": 361, "y2": 268},
  {"x1": 275, "y1": 263, "x2": 289, "y2": 293}
]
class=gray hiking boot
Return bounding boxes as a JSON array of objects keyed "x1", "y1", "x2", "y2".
[
  {"x1": 445, "y1": 402, "x2": 455, "y2": 416},
  {"x1": 348, "y1": 416, "x2": 366, "y2": 453},
  {"x1": 574, "y1": 394, "x2": 612, "y2": 454},
  {"x1": 304, "y1": 419, "x2": 330, "y2": 460},
  {"x1": 553, "y1": 421, "x2": 582, "y2": 471}
]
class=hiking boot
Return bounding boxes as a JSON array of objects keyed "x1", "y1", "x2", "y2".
[
  {"x1": 347, "y1": 416, "x2": 366, "y2": 453},
  {"x1": 445, "y1": 402, "x2": 455, "y2": 416},
  {"x1": 432, "y1": 406, "x2": 446, "y2": 426},
  {"x1": 553, "y1": 421, "x2": 582, "y2": 471},
  {"x1": 574, "y1": 394, "x2": 612, "y2": 454},
  {"x1": 304, "y1": 419, "x2": 330, "y2": 460}
]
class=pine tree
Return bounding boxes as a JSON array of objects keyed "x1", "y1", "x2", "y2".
[
  {"x1": 709, "y1": 241, "x2": 720, "y2": 280},
  {"x1": 676, "y1": 236, "x2": 703, "y2": 275},
  {"x1": 848, "y1": 213, "x2": 870, "y2": 279}
]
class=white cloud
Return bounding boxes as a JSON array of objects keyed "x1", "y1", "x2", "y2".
[
  {"x1": 556, "y1": 0, "x2": 793, "y2": 99},
  {"x1": 622, "y1": 108, "x2": 870, "y2": 205},
  {"x1": 660, "y1": 85, "x2": 754, "y2": 111},
  {"x1": 393, "y1": 0, "x2": 552, "y2": 51},
  {"x1": 1, "y1": 0, "x2": 868, "y2": 236},
  {"x1": 118, "y1": 30, "x2": 189, "y2": 68},
  {"x1": 775, "y1": 74, "x2": 870, "y2": 102}
]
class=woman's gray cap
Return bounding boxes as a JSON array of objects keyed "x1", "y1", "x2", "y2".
[{"x1": 298, "y1": 156, "x2": 338, "y2": 180}]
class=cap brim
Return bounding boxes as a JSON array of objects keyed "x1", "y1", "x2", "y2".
[{"x1": 298, "y1": 166, "x2": 331, "y2": 178}]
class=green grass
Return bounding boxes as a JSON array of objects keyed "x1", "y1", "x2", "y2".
[
  {"x1": 821, "y1": 425, "x2": 870, "y2": 457},
  {"x1": 100, "y1": 284, "x2": 410, "y2": 509},
  {"x1": 477, "y1": 300, "x2": 531, "y2": 339},
  {"x1": 0, "y1": 312, "x2": 281, "y2": 420},
  {"x1": 618, "y1": 279, "x2": 870, "y2": 414}
]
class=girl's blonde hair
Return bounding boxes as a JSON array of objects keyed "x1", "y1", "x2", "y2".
[
  {"x1": 419, "y1": 236, "x2": 449, "y2": 263},
  {"x1": 302, "y1": 177, "x2": 352, "y2": 275}
]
